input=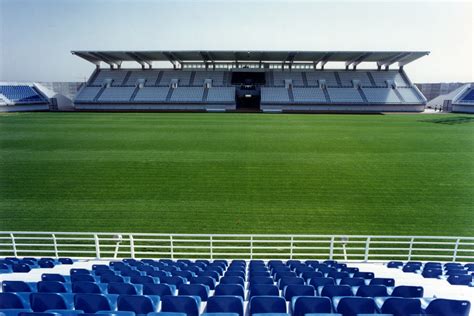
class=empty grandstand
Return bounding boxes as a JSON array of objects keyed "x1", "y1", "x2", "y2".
[
  {"x1": 72, "y1": 51, "x2": 428, "y2": 112},
  {"x1": 452, "y1": 84, "x2": 474, "y2": 113},
  {"x1": 0, "y1": 83, "x2": 50, "y2": 112}
]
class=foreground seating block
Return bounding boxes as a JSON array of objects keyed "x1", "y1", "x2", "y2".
[
  {"x1": 205, "y1": 296, "x2": 244, "y2": 316},
  {"x1": 249, "y1": 296, "x2": 286, "y2": 315}
]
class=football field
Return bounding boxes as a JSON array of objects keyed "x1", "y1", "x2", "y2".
[{"x1": 0, "y1": 112, "x2": 473, "y2": 236}]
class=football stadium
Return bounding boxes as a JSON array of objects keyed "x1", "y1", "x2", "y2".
[{"x1": 0, "y1": 0, "x2": 473, "y2": 315}]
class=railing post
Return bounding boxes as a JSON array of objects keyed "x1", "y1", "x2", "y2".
[
  {"x1": 94, "y1": 234, "x2": 100, "y2": 259},
  {"x1": 210, "y1": 236, "x2": 213, "y2": 260},
  {"x1": 52, "y1": 234, "x2": 59, "y2": 258},
  {"x1": 250, "y1": 236, "x2": 253, "y2": 260},
  {"x1": 170, "y1": 235, "x2": 174, "y2": 260},
  {"x1": 364, "y1": 237, "x2": 371, "y2": 262},
  {"x1": 129, "y1": 234, "x2": 135, "y2": 259},
  {"x1": 10, "y1": 233, "x2": 17, "y2": 257},
  {"x1": 453, "y1": 238, "x2": 460, "y2": 262},
  {"x1": 290, "y1": 236, "x2": 294, "y2": 260},
  {"x1": 329, "y1": 237, "x2": 334, "y2": 260},
  {"x1": 408, "y1": 237, "x2": 414, "y2": 261}
]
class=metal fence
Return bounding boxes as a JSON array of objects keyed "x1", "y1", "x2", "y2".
[{"x1": 0, "y1": 232, "x2": 473, "y2": 262}]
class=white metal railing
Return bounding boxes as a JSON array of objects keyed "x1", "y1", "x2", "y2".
[{"x1": 0, "y1": 232, "x2": 473, "y2": 262}]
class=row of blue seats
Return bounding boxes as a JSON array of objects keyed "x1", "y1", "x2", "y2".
[
  {"x1": 0, "y1": 291, "x2": 470, "y2": 316},
  {"x1": 2, "y1": 279, "x2": 422, "y2": 301},
  {"x1": 0, "y1": 259, "x2": 74, "y2": 274},
  {"x1": 387, "y1": 261, "x2": 474, "y2": 286}
]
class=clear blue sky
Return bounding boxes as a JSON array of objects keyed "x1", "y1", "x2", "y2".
[{"x1": 0, "y1": 0, "x2": 472, "y2": 83}]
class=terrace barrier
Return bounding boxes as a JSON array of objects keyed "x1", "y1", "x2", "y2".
[{"x1": 0, "y1": 232, "x2": 473, "y2": 262}]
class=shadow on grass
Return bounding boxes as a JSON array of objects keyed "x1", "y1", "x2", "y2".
[{"x1": 418, "y1": 116, "x2": 474, "y2": 125}]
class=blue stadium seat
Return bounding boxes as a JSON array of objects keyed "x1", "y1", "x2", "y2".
[
  {"x1": 205, "y1": 296, "x2": 244, "y2": 316},
  {"x1": 249, "y1": 296, "x2": 286, "y2": 315},
  {"x1": 275, "y1": 271, "x2": 297, "y2": 281},
  {"x1": 387, "y1": 261, "x2": 403, "y2": 268},
  {"x1": 425, "y1": 298, "x2": 471, "y2": 316},
  {"x1": 58, "y1": 258, "x2": 73, "y2": 265},
  {"x1": 381, "y1": 297, "x2": 421, "y2": 316},
  {"x1": 327, "y1": 271, "x2": 349, "y2": 280},
  {"x1": 142, "y1": 284, "x2": 174, "y2": 296},
  {"x1": 160, "y1": 295, "x2": 200, "y2": 316},
  {"x1": 189, "y1": 276, "x2": 216, "y2": 290},
  {"x1": 422, "y1": 269, "x2": 443, "y2": 278},
  {"x1": 369, "y1": 278, "x2": 394, "y2": 287},
  {"x1": 117, "y1": 295, "x2": 157, "y2": 314},
  {"x1": 219, "y1": 276, "x2": 244, "y2": 287},
  {"x1": 447, "y1": 275, "x2": 473, "y2": 286},
  {"x1": 37, "y1": 281, "x2": 68, "y2": 293},
  {"x1": 339, "y1": 277, "x2": 365, "y2": 286},
  {"x1": 317, "y1": 267, "x2": 337, "y2": 275},
  {"x1": 12, "y1": 264, "x2": 31, "y2": 273},
  {"x1": 0, "y1": 293, "x2": 28, "y2": 308},
  {"x1": 172, "y1": 271, "x2": 195, "y2": 281},
  {"x1": 248, "y1": 271, "x2": 270, "y2": 278},
  {"x1": 30, "y1": 293, "x2": 68, "y2": 312},
  {"x1": 300, "y1": 271, "x2": 323, "y2": 281},
  {"x1": 107, "y1": 283, "x2": 138, "y2": 295},
  {"x1": 38, "y1": 261, "x2": 55, "y2": 269},
  {"x1": 278, "y1": 277, "x2": 305, "y2": 290},
  {"x1": 18, "y1": 313, "x2": 60, "y2": 316},
  {"x1": 224, "y1": 270, "x2": 245, "y2": 281},
  {"x1": 147, "y1": 271, "x2": 170, "y2": 279},
  {"x1": 391, "y1": 285, "x2": 423, "y2": 298},
  {"x1": 353, "y1": 272, "x2": 374, "y2": 279},
  {"x1": 214, "y1": 284, "x2": 245, "y2": 299},
  {"x1": 341, "y1": 267, "x2": 359, "y2": 274},
  {"x1": 130, "y1": 276, "x2": 156, "y2": 285},
  {"x1": 159, "y1": 276, "x2": 185, "y2": 287},
  {"x1": 249, "y1": 277, "x2": 273, "y2": 285},
  {"x1": 308, "y1": 277, "x2": 335, "y2": 288},
  {"x1": 71, "y1": 282, "x2": 102, "y2": 294},
  {"x1": 356, "y1": 285, "x2": 389, "y2": 297},
  {"x1": 283, "y1": 284, "x2": 315, "y2": 301},
  {"x1": 320, "y1": 285, "x2": 353, "y2": 298},
  {"x1": 74, "y1": 294, "x2": 112, "y2": 313},
  {"x1": 445, "y1": 269, "x2": 468, "y2": 275},
  {"x1": 2, "y1": 281, "x2": 33, "y2": 293},
  {"x1": 291, "y1": 296, "x2": 332, "y2": 316},
  {"x1": 248, "y1": 284, "x2": 279, "y2": 299},
  {"x1": 120, "y1": 270, "x2": 142, "y2": 278},
  {"x1": 70, "y1": 269, "x2": 90, "y2": 275},
  {"x1": 45, "y1": 310, "x2": 84, "y2": 316},
  {"x1": 336, "y1": 297, "x2": 376, "y2": 316},
  {"x1": 178, "y1": 284, "x2": 209, "y2": 301},
  {"x1": 101, "y1": 275, "x2": 125, "y2": 283},
  {"x1": 70, "y1": 275, "x2": 95, "y2": 283}
]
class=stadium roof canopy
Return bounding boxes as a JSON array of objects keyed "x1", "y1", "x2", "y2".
[{"x1": 71, "y1": 50, "x2": 429, "y2": 69}]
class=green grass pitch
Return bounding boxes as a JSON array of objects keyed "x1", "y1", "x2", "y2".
[{"x1": 0, "y1": 112, "x2": 473, "y2": 236}]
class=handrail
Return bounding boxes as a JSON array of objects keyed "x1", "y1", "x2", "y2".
[{"x1": 0, "y1": 232, "x2": 473, "y2": 262}]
